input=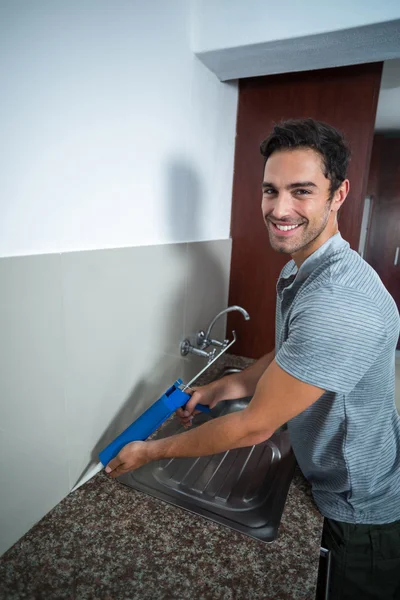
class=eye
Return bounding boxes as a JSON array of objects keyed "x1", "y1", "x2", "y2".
[
  {"x1": 295, "y1": 189, "x2": 311, "y2": 196},
  {"x1": 263, "y1": 188, "x2": 276, "y2": 195}
]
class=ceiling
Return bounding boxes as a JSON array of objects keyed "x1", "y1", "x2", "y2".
[{"x1": 375, "y1": 58, "x2": 400, "y2": 131}]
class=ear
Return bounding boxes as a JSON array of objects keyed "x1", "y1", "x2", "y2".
[{"x1": 331, "y1": 179, "x2": 350, "y2": 214}]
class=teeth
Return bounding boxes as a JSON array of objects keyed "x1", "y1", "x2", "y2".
[{"x1": 276, "y1": 224, "x2": 299, "y2": 231}]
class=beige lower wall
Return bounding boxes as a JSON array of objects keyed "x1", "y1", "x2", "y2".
[{"x1": 0, "y1": 239, "x2": 232, "y2": 555}]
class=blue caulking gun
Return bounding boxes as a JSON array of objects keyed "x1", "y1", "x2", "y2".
[{"x1": 71, "y1": 331, "x2": 237, "y2": 492}]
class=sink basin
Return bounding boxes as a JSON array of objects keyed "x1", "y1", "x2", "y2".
[{"x1": 117, "y1": 393, "x2": 296, "y2": 543}]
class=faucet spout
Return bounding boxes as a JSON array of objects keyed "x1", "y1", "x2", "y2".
[{"x1": 200, "y1": 305, "x2": 250, "y2": 349}]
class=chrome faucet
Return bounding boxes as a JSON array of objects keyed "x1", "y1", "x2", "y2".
[
  {"x1": 197, "y1": 305, "x2": 250, "y2": 349},
  {"x1": 180, "y1": 305, "x2": 250, "y2": 363}
]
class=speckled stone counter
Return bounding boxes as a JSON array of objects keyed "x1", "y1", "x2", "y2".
[{"x1": 0, "y1": 355, "x2": 324, "y2": 600}]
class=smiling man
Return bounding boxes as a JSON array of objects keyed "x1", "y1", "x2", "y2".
[{"x1": 106, "y1": 119, "x2": 400, "y2": 599}]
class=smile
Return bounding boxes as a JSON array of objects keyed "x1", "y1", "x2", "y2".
[
  {"x1": 270, "y1": 221, "x2": 303, "y2": 235},
  {"x1": 275, "y1": 224, "x2": 299, "y2": 231}
]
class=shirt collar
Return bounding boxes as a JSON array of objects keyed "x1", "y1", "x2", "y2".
[{"x1": 278, "y1": 232, "x2": 349, "y2": 293}]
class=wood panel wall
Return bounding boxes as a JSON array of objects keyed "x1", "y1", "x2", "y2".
[
  {"x1": 365, "y1": 134, "x2": 400, "y2": 350},
  {"x1": 227, "y1": 63, "x2": 383, "y2": 359}
]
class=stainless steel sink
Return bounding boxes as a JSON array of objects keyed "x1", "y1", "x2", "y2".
[{"x1": 117, "y1": 378, "x2": 296, "y2": 543}]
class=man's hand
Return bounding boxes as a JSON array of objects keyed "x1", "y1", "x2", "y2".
[
  {"x1": 175, "y1": 383, "x2": 220, "y2": 428},
  {"x1": 105, "y1": 441, "x2": 151, "y2": 478},
  {"x1": 175, "y1": 375, "x2": 251, "y2": 428}
]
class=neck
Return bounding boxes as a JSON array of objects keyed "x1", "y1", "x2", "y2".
[{"x1": 291, "y1": 220, "x2": 339, "y2": 268}]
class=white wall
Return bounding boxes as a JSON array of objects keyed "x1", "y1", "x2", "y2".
[
  {"x1": 0, "y1": 1, "x2": 238, "y2": 555},
  {"x1": 0, "y1": 0, "x2": 238, "y2": 258}
]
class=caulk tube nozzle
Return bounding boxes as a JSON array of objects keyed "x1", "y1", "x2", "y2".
[{"x1": 71, "y1": 462, "x2": 103, "y2": 493}]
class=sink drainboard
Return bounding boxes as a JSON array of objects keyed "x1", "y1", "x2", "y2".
[{"x1": 117, "y1": 397, "x2": 296, "y2": 543}]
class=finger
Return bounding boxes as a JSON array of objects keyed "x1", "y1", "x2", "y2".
[
  {"x1": 105, "y1": 456, "x2": 123, "y2": 474},
  {"x1": 184, "y1": 390, "x2": 202, "y2": 414},
  {"x1": 183, "y1": 411, "x2": 204, "y2": 427},
  {"x1": 177, "y1": 409, "x2": 191, "y2": 420},
  {"x1": 109, "y1": 463, "x2": 129, "y2": 478},
  {"x1": 176, "y1": 407, "x2": 191, "y2": 418},
  {"x1": 176, "y1": 386, "x2": 201, "y2": 418},
  {"x1": 185, "y1": 386, "x2": 199, "y2": 395},
  {"x1": 178, "y1": 410, "x2": 200, "y2": 425}
]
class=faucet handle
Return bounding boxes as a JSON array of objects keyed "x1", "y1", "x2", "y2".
[
  {"x1": 196, "y1": 330, "x2": 227, "y2": 350},
  {"x1": 196, "y1": 330, "x2": 207, "y2": 348},
  {"x1": 207, "y1": 348, "x2": 217, "y2": 364},
  {"x1": 196, "y1": 330, "x2": 229, "y2": 348},
  {"x1": 209, "y1": 337, "x2": 229, "y2": 348}
]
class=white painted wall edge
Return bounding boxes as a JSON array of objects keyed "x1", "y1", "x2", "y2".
[
  {"x1": 195, "y1": 20, "x2": 400, "y2": 82},
  {"x1": 0, "y1": 237, "x2": 231, "y2": 260}
]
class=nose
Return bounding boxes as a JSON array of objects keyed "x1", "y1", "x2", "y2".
[{"x1": 263, "y1": 191, "x2": 293, "y2": 221}]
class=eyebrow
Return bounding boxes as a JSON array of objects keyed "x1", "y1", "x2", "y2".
[{"x1": 262, "y1": 181, "x2": 318, "y2": 190}]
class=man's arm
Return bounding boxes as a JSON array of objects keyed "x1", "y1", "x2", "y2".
[
  {"x1": 176, "y1": 348, "x2": 276, "y2": 426},
  {"x1": 106, "y1": 358, "x2": 324, "y2": 477},
  {"x1": 217, "y1": 347, "x2": 276, "y2": 399},
  {"x1": 153, "y1": 358, "x2": 324, "y2": 457}
]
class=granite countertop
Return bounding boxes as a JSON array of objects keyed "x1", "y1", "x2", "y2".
[{"x1": 0, "y1": 355, "x2": 324, "y2": 600}]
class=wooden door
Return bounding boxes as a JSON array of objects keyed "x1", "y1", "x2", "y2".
[
  {"x1": 227, "y1": 63, "x2": 383, "y2": 359},
  {"x1": 365, "y1": 135, "x2": 400, "y2": 348}
]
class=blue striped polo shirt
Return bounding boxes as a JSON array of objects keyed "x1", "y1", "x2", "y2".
[{"x1": 275, "y1": 232, "x2": 400, "y2": 524}]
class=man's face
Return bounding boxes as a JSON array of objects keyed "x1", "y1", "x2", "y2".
[{"x1": 262, "y1": 148, "x2": 338, "y2": 256}]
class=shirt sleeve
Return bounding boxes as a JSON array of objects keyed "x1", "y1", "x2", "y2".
[{"x1": 275, "y1": 285, "x2": 388, "y2": 394}]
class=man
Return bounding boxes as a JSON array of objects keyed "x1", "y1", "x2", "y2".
[{"x1": 106, "y1": 119, "x2": 400, "y2": 599}]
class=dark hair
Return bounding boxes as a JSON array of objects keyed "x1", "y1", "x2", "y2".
[{"x1": 260, "y1": 118, "x2": 351, "y2": 197}]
